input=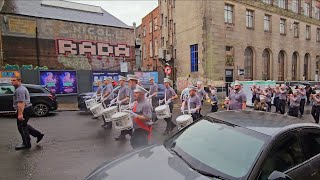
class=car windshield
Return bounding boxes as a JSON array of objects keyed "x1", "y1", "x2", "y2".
[{"x1": 167, "y1": 119, "x2": 268, "y2": 179}]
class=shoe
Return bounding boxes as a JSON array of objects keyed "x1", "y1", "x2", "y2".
[
  {"x1": 15, "y1": 144, "x2": 31, "y2": 151},
  {"x1": 114, "y1": 135, "x2": 126, "y2": 141},
  {"x1": 37, "y1": 134, "x2": 44, "y2": 143}
]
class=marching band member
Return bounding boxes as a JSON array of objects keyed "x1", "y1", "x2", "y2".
[
  {"x1": 311, "y1": 91, "x2": 320, "y2": 123},
  {"x1": 147, "y1": 77, "x2": 158, "y2": 122},
  {"x1": 210, "y1": 90, "x2": 219, "y2": 112},
  {"x1": 128, "y1": 86, "x2": 153, "y2": 149},
  {"x1": 180, "y1": 86, "x2": 202, "y2": 121},
  {"x1": 288, "y1": 89, "x2": 301, "y2": 117},
  {"x1": 91, "y1": 80, "x2": 103, "y2": 119},
  {"x1": 297, "y1": 85, "x2": 306, "y2": 117},
  {"x1": 253, "y1": 86, "x2": 262, "y2": 110},
  {"x1": 101, "y1": 77, "x2": 114, "y2": 128},
  {"x1": 250, "y1": 84, "x2": 257, "y2": 104},
  {"x1": 229, "y1": 82, "x2": 246, "y2": 110},
  {"x1": 273, "y1": 85, "x2": 280, "y2": 113},
  {"x1": 263, "y1": 87, "x2": 272, "y2": 112},
  {"x1": 160, "y1": 78, "x2": 178, "y2": 135},
  {"x1": 112, "y1": 76, "x2": 130, "y2": 106},
  {"x1": 279, "y1": 84, "x2": 287, "y2": 114},
  {"x1": 196, "y1": 81, "x2": 208, "y2": 115}
]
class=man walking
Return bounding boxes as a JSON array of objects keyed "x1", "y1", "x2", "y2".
[
  {"x1": 229, "y1": 82, "x2": 247, "y2": 111},
  {"x1": 11, "y1": 77, "x2": 44, "y2": 150},
  {"x1": 148, "y1": 77, "x2": 158, "y2": 122},
  {"x1": 101, "y1": 77, "x2": 114, "y2": 128}
]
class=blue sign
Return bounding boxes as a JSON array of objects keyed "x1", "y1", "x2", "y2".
[{"x1": 40, "y1": 71, "x2": 78, "y2": 94}]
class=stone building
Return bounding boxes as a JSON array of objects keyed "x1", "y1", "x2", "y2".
[
  {"x1": 0, "y1": 0, "x2": 135, "y2": 70},
  {"x1": 140, "y1": 6, "x2": 161, "y2": 71},
  {"x1": 159, "y1": 0, "x2": 320, "y2": 91}
]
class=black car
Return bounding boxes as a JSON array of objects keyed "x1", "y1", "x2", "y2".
[
  {"x1": 0, "y1": 83, "x2": 58, "y2": 117},
  {"x1": 86, "y1": 111, "x2": 320, "y2": 180}
]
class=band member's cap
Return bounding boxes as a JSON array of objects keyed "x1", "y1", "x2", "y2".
[
  {"x1": 127, "y1": 75, "x2": 139, "y2": 81},
  {"x1": 188, "y1": 85, "x2": 197, "y2": 90},
  {"x1": 299, "y1": 85, "x2": 305, "y2": 89},
  {"x1": 197, "y1": 81, "x2": 202, "y2": 85},
  {"x1": 225, "y1": 97, "x2": 230, "y2": 100},
  {"x1": 118, "y1": 76, "x2": 126, "y2": 81},
  {"x1": 104, "y1": 77, "x2": 113, "y2": 81},
  {"x1": 164, "y1": 78, "x2": 172, "y2": 83},
  {"x1": 281, "y1": 84, "x2": 286, "y2": 88},
  {"x1": 149, "y1": 77, "x2": 154, "y2": 80},
  {"x1": 234, "y1": 81, "x2": 241, "y2": 86},
  {"x1": 133, "y1": 85, "x2": 148, "y2": 94}
]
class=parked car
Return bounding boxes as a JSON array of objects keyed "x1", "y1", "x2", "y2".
[
  {"x1": 85, "y1": 110, "x2": 320, "y2": 180},
  {"x1": 0, "y1": 83, "x2": 58, "y2": 117}
]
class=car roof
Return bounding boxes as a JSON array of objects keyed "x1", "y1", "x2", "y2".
[
  {"x1": 207, "y1": 110, "x2": 320, "y2": 136},
  {"x1": 0, "y1": 83, "x2": 43, "y2": 88}
]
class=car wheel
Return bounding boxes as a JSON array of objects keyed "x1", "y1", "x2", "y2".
[{"x1": 33, "y1": 103, "x2": 49, "y2": 117}]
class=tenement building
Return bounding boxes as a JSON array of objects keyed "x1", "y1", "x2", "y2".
[{"x1": 159, "y1": 0, "x2": 320, "y2": 91}]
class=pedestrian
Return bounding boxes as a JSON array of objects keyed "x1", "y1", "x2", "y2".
[
  {"x1": 254, "y1": 86, "x2": 262, "y2": 110},
  {"x1": 180, "y1": 86, "x2": 202, "y2": 121},
  {"x1": 297, "y1": 85, "x2": 306, "y2": 117},
  {"x1": 264, "y1": 87, "x2": 272, "y2": 112},
  {"x1": 128, "y1": 86, "x2": 153, "y2": 149},
  {"x1": 288, "y1": 89, "x2": 301, "y2": 118},
  {"x1": 273, "y1": 85, "x2": 280, "y2": 113},
  {"x1": 196, "y1": 81, "x2": 208, "y2": 115},
  {"x1": 209, "y1": 85, "x2": 217, "y2": 96},
  {"x1": 228, "y1": 82, "x2": 247, "y2": 111},
  {"x1": 160, "y1": 78, "x2": 178, "y2": 135},
  {"x1": 101, "y1": 77, "x2": 114, "y2": 128},
  {"x1": 11, "y1": 77, "x2": 44, "y2": 150},
  {"x1": 279, "y1": 84, "x2": 287, "y2": 114},
  {"x1": 306, "y1": 84, "x2": 313, "y2": 105},
  {"x1": 311, "y1": 90, "x2": 320, "y2": 124},
  {"x1": 250, "y1": 85, "x2": 257, "y2": 105},
  {"x1": 147, "y1": 77, "x2": 158, "y2": 122},
  {"x1": 210, "y1": 91, "x2": 219, "y2": 112}
]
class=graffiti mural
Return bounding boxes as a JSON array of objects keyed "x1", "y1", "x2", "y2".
[{"x1": 56, "y1": 39, "x2": 132, "y2": 70}]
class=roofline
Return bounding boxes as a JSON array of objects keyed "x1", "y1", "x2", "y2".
[
  {"x1": 0, "y1": 12, "x2": 134, "y2": 30},
  {"x1": 59, "y1": 0, "x2": 102, "y2": 9}
]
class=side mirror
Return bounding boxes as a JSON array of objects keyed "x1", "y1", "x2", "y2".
[{"x1": 268, "y1": 171, "x2": 292, "y2": 180}]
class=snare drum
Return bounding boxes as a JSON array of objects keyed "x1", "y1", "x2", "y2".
[
  {"x1": 155, "y1": 105, "x2": 171, "y2": 119},
  {"x1": 111, "y1": 112, "x2": 133, "y2": 131},
  {"x1": 89, "y1": 103, "x2": 104, "y2": 117},
  {"x1": 176, "y1": 115, "x2": 193, "y2": 130},
  {"x1": 85, "y1": 99, "x2": 97, "y2": 109},
  {"x1": 101, "y1": 106, "x2": 118, "y2": 122}
]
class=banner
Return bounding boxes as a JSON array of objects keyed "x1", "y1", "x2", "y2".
[
  {"x1": 0, "y1": 70, "x2": 21, "y2": 83},
  {"x1": 134, "y1": 72, "x2": 159, "y2": 85},
  {"x1": 92, "y1": 71, "x2": 120, "y2": 91},
  {"x1": 40, "y1": 71, "x2": 78, "y2": 94}
]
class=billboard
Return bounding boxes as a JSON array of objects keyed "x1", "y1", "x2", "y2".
[
  {"x1": 0, "y1": 70, "x2": 21, "y2": 83},
  {"x1": 92, "y1": 71, "x2": 120, "y2": 91},
  {"x1": 134, "y1": 72, "x2": 158, "y2": 85},
  {"x1": 40, "y1": 71, "x2": 77, "y2": 94}
]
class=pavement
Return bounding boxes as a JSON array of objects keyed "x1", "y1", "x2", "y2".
[{"x1": 0, "y1": 103, "x2": 316, "y2": 180}]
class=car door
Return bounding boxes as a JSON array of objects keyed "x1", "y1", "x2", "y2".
[
  {"x1": 299, "y1": 128, "x2": 320, "y2": 180},
  {"x1": 257, "y1": 131, "x2": 312, "y2": 180},
  {"x1": 0, "y1": 84, "x2": 15, "y2": 111}
]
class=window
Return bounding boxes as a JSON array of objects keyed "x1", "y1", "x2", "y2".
[
  {"x1": 264, "y1": 15, "x2": 271, "y2": 32},
  {"x1": 304, "y1": 2, "x2": 311, "y2": 17},
  {"x1": 263, "y1": 0, "x2": 272, "y2": 5},
  {"x1": 224, "y1": 4, "x2": 234, "y2": 24},
  {"x1": 26, "y1": 87, "x2": 44, "y2": 93},
  {"x1": 292, "y1": 52, "x2": 298, "y2": 80},
  {"x1": 315, "y1": 6, "x2": 320, "y2": 20},
  {"x1": 262, "y1": 49, "x2": 271, "y2": 80},
  {"x1": 259, "y1": 133, "x2": 305, "y2": 180},
  {"x1": 226, "y1": 46, "x2": 233, "y2": 52},
  {"x1": 149, "y1": 41, "x2": 153, "y2": 57},
  {"x1": 280, "y1": 19, "x2": 286, "y2": 35},
  {"x1": 278, "y1": 51, "x2": 285, "y2": 81},
  {"x1": 154, "y1": 38, "x2": 158, "y2": 56},
  {"x1": 246, "y1": 10, "x2": 254, "y2": 29},
  {"x1": 161, "y1": 37, "x2": 164, "y2": 46},
  {"x1": 190, "y1": 44, "x2": 198, "y2": 72},
  {"x1": 317, "y1": 28, "x2": 320, "y2": 42},
  {"x1": 293, "y1": 22, "x2": 299, "y2": 38},
  {"x1": 154, "y1": 18, "x2": 158, "y2": 31},
  {"x1": 300, "y1": 130, "x2": 320, "y2": 160},
  {"x1": 304, "y1": 53, "x2": 310, "y2": 80},
  {"x1": 244, "y1": 47, "x2": 253, "y2": 80},
  {"x1": 0, "y1": 85, "x2": 14, "y2": 94},
  {"x1": 306, "y1": 25, "x2": 311, "y2": 40},
  {"x1": 143, "y1": 26, "x2": 146, "y2": 37},
  {"x1": 174, "y1": 23, "x2": 176, "y2": 34},
  {"x1": 278, "y1": 0, "x2": 287, "y2": 9},
  {"x1": 149, "y1": 21, "x2": 152, "y2": 33},
  {"x1": 143, "y1": 43, "x2": 146, "y2": 59},
  {"x1": 292, "y1": 0, "x2": 299, "y2": 13}
]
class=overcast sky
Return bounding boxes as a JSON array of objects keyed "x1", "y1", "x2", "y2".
[{"x1": 71, "y1": 0, "x2": 158, "y2": 26}]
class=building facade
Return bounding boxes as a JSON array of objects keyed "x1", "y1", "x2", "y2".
[
  {"x1": 159, "y1": 0, "x2": 320, "y2": 91},
  {"x1": 141, "y1": 6, "x2": 161, "y2": 71},
  {"x1": 0, "y1": 0, "x2": 135, "y2": 71}
]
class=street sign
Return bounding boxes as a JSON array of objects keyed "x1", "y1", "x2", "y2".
[
  {"x1": 164, "y1": 66, "x2": 172, "y2": 75},
  {"x1": 120, "y1": 62, "x2": 128, "y2": 72}
]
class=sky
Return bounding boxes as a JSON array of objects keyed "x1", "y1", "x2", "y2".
[{"x1": 71, "y1": 0, "x2": 158, "y2": 26}]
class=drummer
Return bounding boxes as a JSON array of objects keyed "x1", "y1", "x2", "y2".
[
  {"x1": 180, "y1": 86, "x2": 202, "y2": 121},
  {"x1": 129, "y1": 86, "x2": 153, "y2": 149},
  {"x1": 101, "y1": 77, "x2": 114, "y2": 128},
  {"x1": 91, "y1": 80, "x2": 104, "y2": 119},
  {"x1": 288, "y1": 89, "x2": 301, "y2": 117},
  {"x1": 297, "y1": 85, "x2": 306, "y2": 117},
  {"x1": 114, "y1": 76, "x2": 130, "y2": 106},
  {"x1": 148, "y1": 77, "x2": 159, "y2": 122},
  {"x1": 160, "y1": 78, "x2": 178, "y2": 135}
]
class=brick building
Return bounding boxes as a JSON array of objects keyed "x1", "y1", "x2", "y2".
[
  {"x1": 0, "y1": 0, "x2": 135, "y2": 70},
  {"x1": 159, "y1": 0, "x2": 320, "y2": 91},
  {"x1": 140, "y1": 6, "x2": 161, "y2": 71}
]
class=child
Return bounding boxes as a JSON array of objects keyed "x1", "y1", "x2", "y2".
[{"x1": 210, "y1": 93, "x2": 219, "y2": 112}]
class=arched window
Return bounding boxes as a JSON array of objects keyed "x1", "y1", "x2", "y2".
[
  {"x1": 244, "y1": 47, "x2": 253, "y2": 80},
  {"x1": 304, "y1": 53, "x2": 310, "y2": 80},
  {"x1": 278, "y1": 51, "x2": 285, "y2": 81},
  {"x1": 316, "y1": 56, "x2": 320, "y2": 71},
  {"x1": 262, "y1": 49, "x2": 271, "y2": 80},
  {"x1": 292, "y1": 52, "x2": 298, "y2": 80}
]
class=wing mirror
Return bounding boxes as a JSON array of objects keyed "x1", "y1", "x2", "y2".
[{"x1": 268, "y1": 171, "x2": 292, "y2": 180}]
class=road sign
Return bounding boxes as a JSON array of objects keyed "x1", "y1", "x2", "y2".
[
  {"x1": 164, "y1": 66, "x2": 172, "y2": 75},
  {"x1": 120, "y1": 62, "x2": 128, "y2": 72}
]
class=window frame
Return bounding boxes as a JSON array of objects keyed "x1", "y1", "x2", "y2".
[
  {"x1": 280, "y1": 18, "x2": 286, "y2": 35},
  {"x1": 224, "y1": 4, "x2": 234, "y2": 24},
  {"x1": 246, "y1": 9, "x2": 255, "y2": 29},
  {"x1": 317, "y1": 28, "x2": 320, "y2": 42},
  {"x1": 306, "y1": 25, "x2": 311, "y2": 40},
  {"x1": 278, "y1": 0, "x2": 287, "y2": 9},
  {"x1": 190, "y1": 44, "x2": 199, "y2": 72},
  {"x1": 304, "y1": 2, "x2": 311, "y2": 17},
  {"x1": 293, "y1": 22, "x2": 300, "y2": 38},
  {"x1": 292, "y1": 0, "x2": 299, "y2": 13},
  {"x1": 264, "y1": 15, "x2": 271, "y2": 32},
  {"x1": 262, "y1": 0, "x2": 272, "y2": 5}
]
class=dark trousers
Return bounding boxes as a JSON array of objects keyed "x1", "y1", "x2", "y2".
[
  {"x1": 312, "y1": 106, "x2": 320, "y2": 124},
  {"x1": 191, "y1": 113, "x2": 201, "y2": 121},
  {"x1": 299, "y1": 99, "x2": 306, "y2": 116},
  {"x1": 266, "y1": 102, "x2": 272, "y2": 112},
  {"x1": 130, "y1": 128, "x2": 149, "y2": 149},
  {"x1": 164, "y1": 103, "x2": 175, "y2": 131},
  {"x1": 274, "y1": 97, "x2": 280, "y2": 112},
  {"x1": 288, "y1": 106, "x2": 299, "y2": 117},
  {"x1": 279, "y1": 99, "x2": 286, "y2": 114},
  {"x1": 211, "y1": 105, "x2": 218, "y2": 112},
  {"x1": 151, "y1": 97, "x2": 158, "y2": 122},
  {"x1": 17, "y1": 106, "x2": 42, "y2": 146}
]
